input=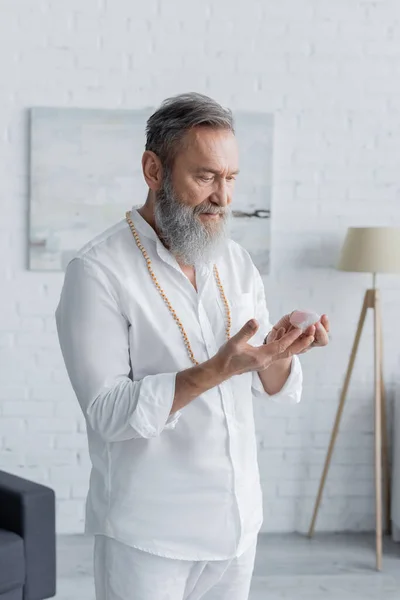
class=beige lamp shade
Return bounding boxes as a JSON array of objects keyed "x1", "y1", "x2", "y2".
[{"x1": 337, "y1": 227, "x2": 400, "y2": 274}]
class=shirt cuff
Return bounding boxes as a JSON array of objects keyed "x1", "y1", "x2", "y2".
[
  {"x1": 165, "y1": 411, "x2": 181, "y2": 430},
  {"x1": 129, "y1": 372, "x2": 179, "y2": 438},
  {"x1": 252, "y1": 355, "x2": 303, "y2": 404}
]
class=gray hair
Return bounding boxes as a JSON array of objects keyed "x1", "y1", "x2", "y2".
[{"x1": 145, "y1": 92, "x2": 235, "y2": 168}]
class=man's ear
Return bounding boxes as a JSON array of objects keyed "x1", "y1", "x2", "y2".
[{"x1": 142, "y1": 151, "x2": 163, "y2": 191}]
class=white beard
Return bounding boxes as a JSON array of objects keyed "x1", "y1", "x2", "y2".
[{"x1": 154, "y1": 174, "x2": 231, "y2": 266}]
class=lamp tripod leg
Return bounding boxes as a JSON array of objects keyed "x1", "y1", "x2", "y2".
[
  {"x1": 374, "y1": 291, "x2": 383, "y2": 571},
  {"x1": 378, "y1": 308, "x2": 391, "y2": 536},
  {"x1": 308, "y1": 291, "x2": 369, "y2": 538}
]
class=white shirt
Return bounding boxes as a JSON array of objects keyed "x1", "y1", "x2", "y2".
[{"x1": 55, "y1": 207, "x2": 302, "y2": 560}]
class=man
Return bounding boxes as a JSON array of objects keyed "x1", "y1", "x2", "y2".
[{"x1": 55, "y1": 93, "x2": 329, "y2": 600}]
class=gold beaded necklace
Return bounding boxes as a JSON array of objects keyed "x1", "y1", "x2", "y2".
[{"x1": 125, "y1": 211, "x2": 232, "y2": 366}]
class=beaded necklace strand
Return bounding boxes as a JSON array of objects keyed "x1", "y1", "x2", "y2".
[{"x1": 125, "y1": 211, "x2": 232, "y2": 366}]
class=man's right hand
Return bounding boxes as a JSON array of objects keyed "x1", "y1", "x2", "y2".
[
  {"x1": 214, "y1": 319, "x2": 309, "y2": 378},
  {"x1": 172, "y1": 319, "x2": 310, "y2": 415}
]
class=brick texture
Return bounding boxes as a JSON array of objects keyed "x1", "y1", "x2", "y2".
[{"x1": 1, "y1": 0, "x2": 400, "y2": 534}]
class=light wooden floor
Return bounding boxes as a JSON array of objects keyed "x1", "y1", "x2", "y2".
[{"x1": 55, "y1": 533, "x2": 400, "y2": 599}]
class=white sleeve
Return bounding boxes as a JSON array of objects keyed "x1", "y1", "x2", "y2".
[
  {"x1": 55, "y1": 257, "x2": 181, "y2": 442},
  {"x1": 250, "y1": 264, "x2": 303, "y2": 404}
]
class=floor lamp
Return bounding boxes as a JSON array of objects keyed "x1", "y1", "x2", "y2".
[{"x1": 308, "y1": 227, "x2": 400, "y2": 571}]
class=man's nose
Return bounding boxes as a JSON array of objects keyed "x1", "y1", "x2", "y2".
[{"x1": 211, "y1": 179, "x2": 230, "y2": 207}]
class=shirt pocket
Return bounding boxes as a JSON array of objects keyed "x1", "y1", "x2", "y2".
[{"x1": 229, "y1": 292, "x2": 255, "y2": 335}]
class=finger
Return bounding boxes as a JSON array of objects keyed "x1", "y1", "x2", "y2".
[
  {"x1": 321, "y1": 314, "x2": 330, "y2": 333},
  {"x1": 304, "y1": 324, "x2": 316, "y2": 337},
  {"x1": 232, "y1": 319, "x2": 259, "y2": 343},
  {"x1": 290, "y1": 334, "x2": 315, "y2": 355},
  {"x1": 265, "y1": 326, "x2": 286, "y2": 345},
  {"x1": 314, "y1": 322, "x2": 329, "y2": 346},
  {"x1": 262, "y1": 327, "x2": 303, "y2": 357},
  {"x1": 266, "y1": 328, "x2": 278, "y2": 343},
  {"x1": 276, "y1": 327, "x2": 286, "y2": 340},
  {"x1": 272, "y1": 314, "x2": 292, "y2": 332}
]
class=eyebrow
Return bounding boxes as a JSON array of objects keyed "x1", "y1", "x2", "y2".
[{"x1": 195, "y1": 167, "x2": 240, "y2": 176}]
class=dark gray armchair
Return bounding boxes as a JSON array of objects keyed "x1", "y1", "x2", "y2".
[{"x1": 0, "y1": 470, "x2": 56, "y2": 600}]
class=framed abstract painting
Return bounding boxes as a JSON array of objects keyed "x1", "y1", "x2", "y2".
[{"x1": 29, "y1": 107, "x2": 273, "y2": 273}]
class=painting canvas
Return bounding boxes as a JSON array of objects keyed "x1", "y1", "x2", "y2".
[{"x1": 29, "y1": 107, "x2": 273, "y2": 273}]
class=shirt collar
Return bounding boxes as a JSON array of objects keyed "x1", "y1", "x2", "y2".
[{"x1": 129, "y1": 206, "x2": 159, "y2": 243}]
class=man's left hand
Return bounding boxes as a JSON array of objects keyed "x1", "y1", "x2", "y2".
[{"x1": 265, "y1": 313, "x2": 330, "y2": 354}]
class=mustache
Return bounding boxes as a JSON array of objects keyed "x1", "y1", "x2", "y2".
[{"x1": 194, "y1": 203, "x2": 231, "y2": 216}]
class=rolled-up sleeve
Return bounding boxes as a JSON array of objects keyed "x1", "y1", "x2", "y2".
[
  {"x1": 250, "y1": 264, "x2": 303, "y2": 404},
  {"x1": 252, "y1": 355, "x2": 303, "y2": 403},
  {"x1": 55, "y1": 257, "x2": 181, "y2": 442}
]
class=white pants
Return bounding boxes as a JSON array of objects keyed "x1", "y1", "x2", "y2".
[{"x1": 93, "y1": 535, "x2": 257, "y2": 600}]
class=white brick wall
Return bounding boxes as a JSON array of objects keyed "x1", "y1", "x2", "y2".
[{"x1": 1, "y1": 0, "x2": 400, "y2": 534}]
